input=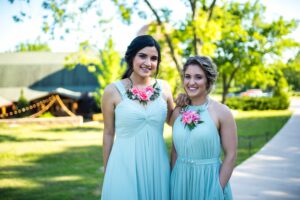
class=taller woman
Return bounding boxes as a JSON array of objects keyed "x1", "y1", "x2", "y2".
[
  {"x1": 101, "y1": 35, "x2": 174, "y2": 200},
  {"x1": 170, "y1": 56, "x2": 237, "y2": 200}
]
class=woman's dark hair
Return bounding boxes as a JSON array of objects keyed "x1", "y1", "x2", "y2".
[
  {"x1": 183, "y1": 55, "x2": 218, "y2": 94},
  {"x1": 122, "y1": 35, "x2": 161, "y2": 79}
]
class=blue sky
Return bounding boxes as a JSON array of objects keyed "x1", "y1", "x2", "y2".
[{"x1": 0, "y1": 0, "x2": 299, "y2": 57}]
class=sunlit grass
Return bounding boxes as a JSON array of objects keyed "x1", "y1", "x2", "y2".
[{"x1": 0, "y1": 124, "x2": 103, "y2": 200}]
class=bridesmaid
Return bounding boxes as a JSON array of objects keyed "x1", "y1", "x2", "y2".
[
  {"x1": 101, "y1": 35, "x2": 174, "y2": 199},
  {"x1": 170, "y1": 56, "x2": 237, "y2": 200}
]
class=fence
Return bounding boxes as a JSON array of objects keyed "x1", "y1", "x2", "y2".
[{"x1": 238, "y1": 132, "x2": 271, "y2": 155}]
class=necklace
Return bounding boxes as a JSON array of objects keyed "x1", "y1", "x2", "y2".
[{"x1": 126, "y1": 77, "x2": 160, "y2": 105}]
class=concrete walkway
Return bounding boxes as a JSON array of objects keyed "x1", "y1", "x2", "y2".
[{"x1": 231, "y1": 98, "x2": 300, "y2": 200}]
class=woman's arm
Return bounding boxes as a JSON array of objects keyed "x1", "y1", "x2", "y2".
[
  {"x1": 102, "y1": 84, "x2": 117, "y2": 173},
  {"x1": 169, "y1": 107, "x2": 181, "y2": 169},
  {"x1": 218, "y1": 105, "x2": 237, "y2": 189},
  {"x1": 162, "y1": 80, "x2": 175, "y2": 125}
]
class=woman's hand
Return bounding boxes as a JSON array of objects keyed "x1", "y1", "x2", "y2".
[{"x1": 175, "y1": 93, "x2": 190, "y2": 107}]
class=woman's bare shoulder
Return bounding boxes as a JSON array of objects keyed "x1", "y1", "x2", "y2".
[
  {"x1": 158, "y1": 79, "x2": 170, "y2": 89},
  {"x1": 210, "y1": 98, "x2": 233, "y2": 117},
  {"x1": 103, "y1": 83, "x2": 118, "y2": 95}
]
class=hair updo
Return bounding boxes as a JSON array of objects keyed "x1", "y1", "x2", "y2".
[{"x1": 183, "y1": 55, "x2": 218, "y2": 93}]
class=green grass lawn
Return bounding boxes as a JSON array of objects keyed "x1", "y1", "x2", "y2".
[
  {"x1": 234, "y1": 110, "x2": 292, "y2": 164},
  {"x1": 0, "y1": 109, "x2": 292, "y2": 199},
  {"x1": 0, "y1": 123, "x2": 104, "y2": 200}
]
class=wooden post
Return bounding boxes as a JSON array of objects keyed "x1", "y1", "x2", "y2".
[
  {"x1": 1, "y1": 106, "x2": 6, "y2": 115},
  {"x1": 248, "y1": 136, "x2": 252, "y2": 155}
]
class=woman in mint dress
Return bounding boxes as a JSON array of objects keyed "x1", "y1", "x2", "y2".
[
  {"x1": 101, "y1": 35, "x2": 174, "y2": 200},
  {"x1": 170, "y1": 56, "x2": 237, "y2": 200}
]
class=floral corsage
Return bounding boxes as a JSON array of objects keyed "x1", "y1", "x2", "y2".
[
  {"x1": 127, "y1": 80, "x2": 160, "y2": 105},
  {"x1": 181, "y1": 108, "x2": 203, "y2": 130}
]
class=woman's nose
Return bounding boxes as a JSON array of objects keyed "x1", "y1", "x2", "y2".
[
  {"x1": 144, "y1": 57, "x2": 151, "y2": 66},
  {"x1": 189, "y1": 78, "x2": 195, "y2": 84}
]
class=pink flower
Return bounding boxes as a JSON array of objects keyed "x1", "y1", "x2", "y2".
[
  {"x1": 126, "y1": 82, "x2": 160, "y2": 105},
  {"x1": 192, "y1": 113, "x2": 200, "y2": 122},
  {"x1": 182, "y1": 116, "x2": 192, "y2": 124},
  {"x1": 145, "y1": 86, "x2": 154, "y2": 92},
  {"x1": 138, "y1": 91, "x2": 149, "y2": 101},
  {"x1": 182, "y1": 111, "x2": 193, "y2": 124},
  {"x1": 181, "y1": 109, "x2": 203, "y2": 130},
  {"x1": 145, "y1": 86, "x2": 154, "y2": 93},
  {"x1": 131, "y1": 88, "x2": 139, "y2": 95}
]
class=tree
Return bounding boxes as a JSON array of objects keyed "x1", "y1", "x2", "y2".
[
  {"x1": 9, "y1": 0, "x2": 299, "y2": 102},
  {"x1": 213, "y1": 2, "x2": 298, "y2": 102},
  {"x1": 112, "y1": 0, "x2": 219, "y2": 77},
  {"x1": 65, "y1": 37, "x2": 125, "y2": 106},
  {"x1": 283, "y1": 51, "x2": 300, "y2": 91},
  {"x1": 15, "y1": 41, "x2": 51, "y2": 52},
  {"x1": 8, "y1": 0, "x2": 221, "y2": 96},
  {"x1": 111, "y1": 0, "x2": 299, "y2": 102},
  {"x1": 110, "y1": 0, "x2": 222, "y2": 96}
]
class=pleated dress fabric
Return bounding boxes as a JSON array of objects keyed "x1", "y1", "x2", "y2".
[
  {"x1": 171, "y1": 103, "x2": 233, "y2": 200},
  {"x1": 101, "y1": 80, "x2": 170, "y2": 200}
]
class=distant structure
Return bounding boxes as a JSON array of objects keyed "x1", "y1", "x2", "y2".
[{"x1": 0, "y1": 52, "x2": 100, "y2": 119}]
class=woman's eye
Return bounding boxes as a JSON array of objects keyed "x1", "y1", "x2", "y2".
[
  {"x1": 151, "y1": 56, "x2": 158, "y2": 61},
  {"x1": 139, "y1": 54, "x2": 147, "y2": 58}
]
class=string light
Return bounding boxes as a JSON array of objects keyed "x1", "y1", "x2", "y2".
[{"x1": 0, "y1": 96, "x2": 54, "y2": 119}]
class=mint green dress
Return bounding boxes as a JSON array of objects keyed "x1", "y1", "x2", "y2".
[
  {"x1": 171, "y1": 103, "x2": 233, "y2": 200},
  {"x1": 101, "y1": 80, "x2": 170, "y2": 200}
]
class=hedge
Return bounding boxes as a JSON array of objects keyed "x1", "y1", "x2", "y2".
[{"x1": 226, "y1": 95, "x2": 290, "y2": 110}]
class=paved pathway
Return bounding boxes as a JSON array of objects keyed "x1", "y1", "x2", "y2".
[{"x1": 231, "y1": 98, "x2": 300, "y2": 200}]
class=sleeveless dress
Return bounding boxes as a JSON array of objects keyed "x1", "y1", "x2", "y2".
[
  {"x1": 101, "y1": 80, "x2": 170, "y2": 200},
  {"x1": 171, "y1": 102, "x2": 233, "y2": 200}
]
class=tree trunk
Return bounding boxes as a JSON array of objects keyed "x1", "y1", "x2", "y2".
[
  {"x1": 222, "y1": 65, "x2": 241, "y2": 104},
  {"x1": 207, "y1": 0, "x2": 217, "y2": 21},
  {"x1": 221, "y1": 74, "x2": 229, "y2": 104},
  {"x1": 144, "y1": 0, "x2": 183, "y2": 81}
]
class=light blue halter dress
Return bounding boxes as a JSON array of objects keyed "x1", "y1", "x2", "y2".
[
  {"x1": 101, "y1": 80, "x2": 170, "y2": 200},
  {"x1": 171, "y1": 102, "x2": 233, "y2": 200}
]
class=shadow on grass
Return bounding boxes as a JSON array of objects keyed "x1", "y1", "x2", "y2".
[
  {"x1": 0, "y1": 145, "x2": 103, "y2": 200},
  {"x1": 42, "y1": 126, "x2": 102, "y2": 133},
  {"x1": 0, "y1": 135, "x2": 60, "y2": 143}
]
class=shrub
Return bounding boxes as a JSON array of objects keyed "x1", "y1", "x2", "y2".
[
  {"x1": 16, "y1": 89, "x2": 31, "y2": 117},
  {"x1": 226, "y1": 96, "x2": 290, "y2": 110},
  {"x1": 38, "y1": 111, "x2": 55, "y2": 118},
  {"x1": 17, "y1": 89, "x2": 29, "y2": 109}
]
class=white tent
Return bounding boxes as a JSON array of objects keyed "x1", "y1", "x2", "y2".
[{"x1": 0, "y1": 96, "x2": 12, "y2": 107}]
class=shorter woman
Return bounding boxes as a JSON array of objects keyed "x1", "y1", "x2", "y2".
[{"x1": 170, "y1": 56, "x2": 237, "y2": 200}]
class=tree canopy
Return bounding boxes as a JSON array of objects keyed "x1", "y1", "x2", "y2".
[
  {"x1": 65, "y1": 37, "x2": 125, "y2": 105},
  {"x1": 9, "y1": 0, "x2": 300, "y2": 102}
]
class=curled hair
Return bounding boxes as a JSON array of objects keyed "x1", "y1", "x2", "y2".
[
  {"x1": 122, "y1": 35, "x2": 161, "y2": 79},
  {"x1": 183, "y1": 56, "x2": 218, "y2": 94}
]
